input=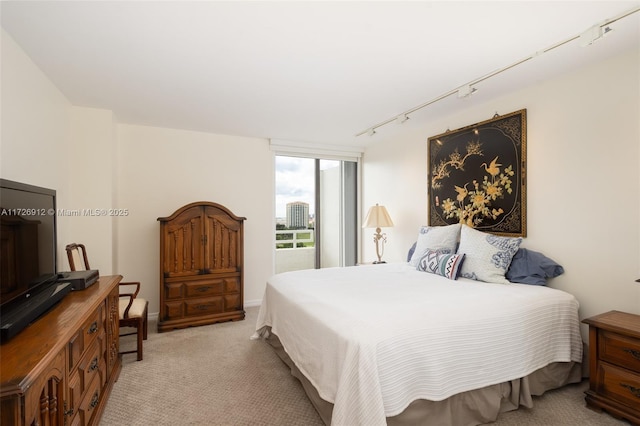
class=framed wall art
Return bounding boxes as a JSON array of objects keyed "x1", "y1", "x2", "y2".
[{"x1": 428, "y1": 109, "x2": 526, "y2": 236}]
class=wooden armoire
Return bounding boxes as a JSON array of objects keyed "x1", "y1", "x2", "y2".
[{"x1": 157, "y1": 202, "x2": 246, "y2": 332}]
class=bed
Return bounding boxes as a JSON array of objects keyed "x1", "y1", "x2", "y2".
[{"x1": 253, "y1": 225, "x2": 584, "y2": 426}]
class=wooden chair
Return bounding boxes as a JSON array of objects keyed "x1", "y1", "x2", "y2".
[{"x1": 65, "y1": 243, "x2": 148, "y2": 361}]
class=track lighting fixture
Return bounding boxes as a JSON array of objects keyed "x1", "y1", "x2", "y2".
[
  {"x1": 579, "y1": 24, "x2": 613, "y2": 47},
  {"x1": 457, "y1": 85, "x2": 478, "y2": 98},
  {"x1": 396, "y1": 114, "x2": 410, "y2": 124},
  {"x1": 355, "y1": 6, "x2": 638, "y2": 138}
]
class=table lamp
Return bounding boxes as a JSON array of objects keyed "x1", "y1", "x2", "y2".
[{"x1": 362, "y1": 203, "x2": 394, "y2": 263}]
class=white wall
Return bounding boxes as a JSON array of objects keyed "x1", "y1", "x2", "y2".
[
  {"x1": 362, "y1": 48, "x2": 640, "y2": 327},
  {"x1": 1, "y1": 29, "x2": 120, "y2": 274},
  {"x1": 65, "y1": 106, "x2": 117, "y2": 273},
  {"x1": 1, "y1": 28, "x2": 73, "y2": 269},
  {"x1": 115, "y1": 124, "x2": 274, "y2": 313}
]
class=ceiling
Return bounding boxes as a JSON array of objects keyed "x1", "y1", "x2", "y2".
[{"x1": 2, "y1": 1, "x2": 639, "y2": 147}]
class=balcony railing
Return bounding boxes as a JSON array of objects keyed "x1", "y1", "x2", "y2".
[
  {"x1": 275, "y1": 229, "x2": 315, "y2": 273},
  {"x1": 275, "y1": 229, "x2": 314, "y2": 249}
]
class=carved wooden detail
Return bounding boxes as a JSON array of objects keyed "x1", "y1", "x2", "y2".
[
  {"x1": 0, "y1": 276, "x2": 122, "y2": 426},
  {"x1": 158, "y1": 202, "x2": 245, "y2": 332}
]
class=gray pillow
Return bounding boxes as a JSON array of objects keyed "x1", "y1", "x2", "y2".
[
  {"x1": 408, "y1": 224, "x2": 461, "y2": 267},
  {"x1": 506, "y1": 248, "x2": 564, "y2": 285}
]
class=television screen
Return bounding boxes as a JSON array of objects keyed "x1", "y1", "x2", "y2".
[{"x1": 0, "y1": 179, "x2": 57, "y2": 308}]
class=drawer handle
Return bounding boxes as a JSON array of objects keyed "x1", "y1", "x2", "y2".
[
  {"x1": 196, "y1": 286, "x2": 212, "y2": 292},
  {"x1": 195, "y1": 304, "x2": 210, "y2": 311},
  {"x1": 620, "y1": 383, "x2": 640, "y2": 398},
  {"x1": 89, "y1": 357, "x2": 99, "y2": 372},
  {"x1": 623, "y1": 348, "x2": 640, "y2": 360},
  {"x1": 89, "y1": 391, "x2": 99, "y2": 409},
  {"x1": 88, "y1": 321, "x2": 98, "y2": 334}
]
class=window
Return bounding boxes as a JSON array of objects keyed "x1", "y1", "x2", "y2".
[{"x1": 275, "y1": 155, "x2": 358, "y2": 273}]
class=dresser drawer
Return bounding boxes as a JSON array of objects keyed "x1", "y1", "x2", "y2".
[
  {"x1": 69, "y1": 374, "x2": 102, "y2": 426},
  {"x1": 184, "y1": 279, "x2": 224, "y2": 298},
  {"x1": 600, "y1": 330, "x2": 640, "y2": 372},
  {"x1": 68, "y1": 303, "x2": 105, "y2": 372},
  {"x1": 164, "y1": 278, "x2": 237, "y2": 300},
  {"x1": 67, "y1": 331, "x2": 106, "y2": 415},
  {"x1": 599, "y1": 362, "x2": 640, "y2": 409},
  {"x1": 185, "y1": 297, "x2": 224, "y2": 316}
]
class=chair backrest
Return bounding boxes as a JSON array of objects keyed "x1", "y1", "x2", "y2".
[{"x1": 65, "y1": 243, "x2": 90, "y2": 271}]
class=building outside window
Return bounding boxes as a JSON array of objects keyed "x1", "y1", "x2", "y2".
[{"x1": 286, "y1": 201, "x2": 309, "y2": 229}]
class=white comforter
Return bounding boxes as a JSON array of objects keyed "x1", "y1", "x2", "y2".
[{"x1": 253, "y1": 263, "x2": 583, "y2": 426}]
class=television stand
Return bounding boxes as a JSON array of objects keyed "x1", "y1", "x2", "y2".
[{"x1": 0, "y1": 275, "x2": 122, "y2": 426}]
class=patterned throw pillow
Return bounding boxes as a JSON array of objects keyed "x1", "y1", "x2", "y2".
[
  {"x1": 457, "y1": 225, "x2": 522, "y2": 284},
  {"x1": 416, "y1": 249, "x2": 465, "y2": 280},
  {"x1": 408, "y1": 224, "x2": 461, "y2": 267}
]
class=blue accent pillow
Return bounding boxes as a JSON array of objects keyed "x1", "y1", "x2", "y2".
[
  {"x1": 416, "y1": 250, "x2": 465, "y2": 280},
  {"x1": 407, "y1": 242, "x2": 417, "y2": 262},
  {"x1": 506, "y1": 248, "x2": 564, "y2": 285}
]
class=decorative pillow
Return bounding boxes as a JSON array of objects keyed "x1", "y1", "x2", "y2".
[
  {"x1": 407, "y1": 242, "x2": 417, "y2": 262},
  {"x1": 457, "y1": 225, "x2": 522, "y2": 284},
  {"x1": 506, "y1": 248, "x2": 564, "y2": 285},
  {"x1": 416, "y1": 249, "x2": 465, "y2": 280},
  {"x1": 408, "y1": 224, "x2": 461, "y2": 267}
]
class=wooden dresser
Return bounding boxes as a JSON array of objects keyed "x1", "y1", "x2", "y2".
[
  {"x1": 583, "y1": 310, "x2": 640, "y2": 425},
  {"x1": 158, "y1": 202, "x2": 245, "y2": 332},
  {"x1": 0, "y1": 275, "x2": 122, "y2": 426}
]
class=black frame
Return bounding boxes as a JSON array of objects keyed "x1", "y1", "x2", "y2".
[{"x1": 427, "y1": 109, "x2": 527, "y2": 236}]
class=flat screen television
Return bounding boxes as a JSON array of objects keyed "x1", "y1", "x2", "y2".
[{"x1": 1, "y1": 178, "x2": 70, "y2": 341}]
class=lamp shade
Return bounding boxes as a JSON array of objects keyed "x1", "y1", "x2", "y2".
[{"x1": 362, "y1": 204, "x2": 394, "y2": 228}]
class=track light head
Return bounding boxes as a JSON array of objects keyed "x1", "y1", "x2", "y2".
[
  {"x1": 580, "y1": 24, "x2": 612, "y2": 47},
  {"x1": 396, "y1": 114, "x2": 409, "y2": 124},
  {"x1": 367, "y1": 128, "x2": 376, "y2": 137},
  {"x1": 457, "y1": 85, "x2": 478, "y2": 98}
]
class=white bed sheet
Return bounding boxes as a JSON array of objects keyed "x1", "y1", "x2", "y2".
[{"x1": 253, "y1": 263, "x2": 583, "y2": 426}]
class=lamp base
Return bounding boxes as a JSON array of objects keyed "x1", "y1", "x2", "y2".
[{"x1": 373, "y1": 260, "x2": 386, "y2": 264}]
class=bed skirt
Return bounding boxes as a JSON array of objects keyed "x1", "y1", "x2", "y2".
[{"x1": 264, "y1": 330, "x2": 583, "y2": 426}]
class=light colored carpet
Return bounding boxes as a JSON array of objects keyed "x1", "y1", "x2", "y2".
[{"x1": 101, "y1": 307, "x2": 629, "y2": 426}]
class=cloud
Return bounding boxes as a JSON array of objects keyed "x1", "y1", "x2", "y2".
[
  {"x1": 275, "y1": 156, "x2": 315, "y2": 217},
  {"x1": 274, "y1": 156, "x2": 342, "y2": 218}
]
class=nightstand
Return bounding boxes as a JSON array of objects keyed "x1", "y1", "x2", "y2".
[{"x1": 583, "y1": 310, "x2": 640, "y2": 425}]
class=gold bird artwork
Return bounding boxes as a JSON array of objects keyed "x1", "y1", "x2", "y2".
[
  {"x1": 454, "y1": 183, "x2": 468, "y2": 203},
  {"x1": 481, "y1": 156, "x2": 501, "y2": 182}
]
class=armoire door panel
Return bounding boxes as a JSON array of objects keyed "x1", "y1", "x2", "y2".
[
  {"x1": 203, "y1": 214, "x2": 241, "y2": 273},
  {"x1": 163, "y1": 215, "x2": 203, "y2": 277}
]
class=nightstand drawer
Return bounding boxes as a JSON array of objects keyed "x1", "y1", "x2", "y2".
[
  {"x1": 600, "y1": 330, "x2": 640, "y2": 372},
  {"x1": 599, "y1": 362, "x2": 640, "y2": 409}
]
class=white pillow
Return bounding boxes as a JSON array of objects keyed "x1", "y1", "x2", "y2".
[
  {"x1": 457, "y1": 225, "x2": 522, "y2": 284},
  {"x1": 409, "y1": 224, "x2": 461, "y2": 267}
]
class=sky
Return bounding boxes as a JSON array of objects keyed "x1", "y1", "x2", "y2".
[{"x1": 275, "y1": 156, "x2": 338, "y2": 218}]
